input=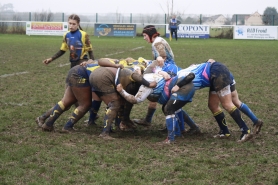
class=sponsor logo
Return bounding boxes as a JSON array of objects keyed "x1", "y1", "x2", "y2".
[{"x1": 96, "y1": 24, "x2": 111, "y2": 36}]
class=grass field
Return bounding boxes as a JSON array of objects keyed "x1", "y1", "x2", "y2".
[{"x1": 0, "y1": 34, "x2": 278, "y2": 185}]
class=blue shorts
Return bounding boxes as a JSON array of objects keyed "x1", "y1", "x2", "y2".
[
  {"x1": 66, "y1": 65, "x2": 90, "y2": 87},
  {"x1": 209, "y1": 62, "x2": 232, "y2": 92}
]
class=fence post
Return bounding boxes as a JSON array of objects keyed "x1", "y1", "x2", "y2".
[
  {"x1": 29, "y1": 12, "x2": 31, "y2": 21},
  {"x1": 96, "y1": 13, "x2": 98, "y2": 23},
  {"x1": 62, "y1": 13, "x2": 64, "y2": 22},
  {"x1": 130, "y1": 13, "x2": 132, "y2": 23},
  {"x1": 236, "y1": 15, "x2": 237, "y2": 25},
  {"x1": 200, "y1": 14, "x2": 202, "y2": 24}
]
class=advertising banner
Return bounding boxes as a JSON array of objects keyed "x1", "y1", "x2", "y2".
[
  {"x1": 94, "y1": 24, "x2": 136, "y2": 37},
  {"x1": 234, "y1": 26, "x2": 278, "y2": 40},
  {"x1": 166, "y1": 24, "x2": 210, "y2": 39},
  {"x1": 26, "y1": 22, "x2": 68, "y2": 36}
]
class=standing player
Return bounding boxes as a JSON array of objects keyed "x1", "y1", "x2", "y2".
[
  {"x1": 168, "y1": 15, "x2": 181, "y2": 41},
  {"x1": 42, "y1": 14, "x2": 94, "y2": 68}
]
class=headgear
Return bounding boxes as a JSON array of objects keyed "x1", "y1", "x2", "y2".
[{"x1": 142, "y1": 25, "x2": 160, "y2": 42}]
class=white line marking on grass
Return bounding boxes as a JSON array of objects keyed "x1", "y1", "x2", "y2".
[
  {"x1": 130, "y1": 46, "x2": 145, "y2": 51},
  {"x1": 1, "y1": 102, "x2": 28, "y2": 106},
  {"x1": 105, "y1": 51, "x2": 125, "y2": 57},
  {"x1": 59, "y1": 63, "x2": 70, "y2": 67},
  {"x1": 105, "y1": 46, "x2": 145, "y2": 57},
  {"x1": 0, "y1": 71, "x2": 29, "y2": 78}
]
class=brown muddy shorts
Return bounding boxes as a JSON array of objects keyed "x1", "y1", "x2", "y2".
[{"x1": 89, "y1": 67, "x2": 116, "y2": 95}]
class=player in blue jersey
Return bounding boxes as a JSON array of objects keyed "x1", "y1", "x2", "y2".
[
  {"x1": 36, "y1": 62, "x2": 98, "y2": 132},
  {"x1": 176, "y1": 59, "x2": 261, "y2": 142},
  {"x1": 116, "y1": 69, "x2": 196, "y2": 144},
  {"x1": 133, "y1": 25, "x2": 178, "y2": 128},
  {"x1": 36, "y1": 60, "x2": 123, "y2": 132},
  {"x1": 42, "y1": 14, "x2": 94, "y2": 68},
  {"x1": 206, "y1": 60, "x2": 263, "y2": 136},
  {"x1": 133, "y1": 55, "x2": 200, "y2": 134},
  {"x1": 134, "y1": 25, "x2": 182, "y2": 127},
  {"x1": 168, "y1": 15, "x2": 181, "y2": 41}
]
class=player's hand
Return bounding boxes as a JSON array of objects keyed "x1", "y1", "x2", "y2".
[
  {"x1": 116, "y1": 84, "x2": 123, "y2": 92},
  {"x1": 80, "y1": 61, "x2": 87, "y2": 66},
  {"x1": 156, "y1": 56, "x2": 165, "y2": 67},
  {"x1": 158, "y1": 71, "x2": 170, "y2": 80},
  {"x1": 43, "y1": 58, "x2": 52, "y2": 65},
  {"x1": 115, "y1": 64, "x2": 124, "y2": 69},
  {"x1": 149, "y1": 81, "x2": 157, "y2": 88},
  {"x1": 207, "y1": 59, "x2": 215, "y2": 63},
  {"x1": 171, "y1": 85, "x2": 179, "y2": 93}
]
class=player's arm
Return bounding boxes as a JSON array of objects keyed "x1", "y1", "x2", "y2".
[
  {"x1": 171, "y1": 72, "x2": 195, "y2": 93},
  {"x1": 85, "y1": 33, "x2": 95, "y2": 60},
  {"x1": 98, "y1": 58, "x2": 123, "y2": 68},
  {"x1": 43, "y1": 50, "x2": 66, "y2": 65},
  {"x1": 43, "y1": 33, "x2": 67, "y2": 65},
  {"x1": 143, "y1": 60, "x2": 159, "y2": 74},
  {"x1": 153, "y1": 42, "x2": 167, "y2": 60},
  {"x1": 117, "y1": 84, "x2": 153, "y2": 104},
  {"x1": 131, "y1": 72, "x2": 157, "y2": 88}
]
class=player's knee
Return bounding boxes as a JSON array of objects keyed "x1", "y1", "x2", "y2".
[
  {"x1": 148, "y1": 101, "x2": 157, "y2": 109},
  {"x1": 163, "y1": 104, "x2": 175, "y2": 116}
]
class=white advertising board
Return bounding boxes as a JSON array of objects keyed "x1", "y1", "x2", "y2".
[
  {"x1": 234, "y1": 26, "x2": 278, "y2": 40},
  {"x1": 26, "y1": 22, "x2": 68, "y2": 36},
  {"x1": 166, "y1": 24, "x2": 210, "y2": 39}
]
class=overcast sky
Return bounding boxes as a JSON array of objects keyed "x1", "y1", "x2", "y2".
[{"x1": 1, "y1": 0, "x2": 277, "y2": 15}]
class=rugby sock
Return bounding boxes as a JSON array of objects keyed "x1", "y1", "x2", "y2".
[
  {"x1": 239, "y1": 103, "x2": 259, "y2": 125},
  {"x1": 122, "y1": 102, "x2": 134, "y2": 121},
  {"x1": 115, "y1": 105, "x2": 124, "y2": 127},
  {"x1": 213, "y1": 110, "x2": 230, "y2": 135},
  {"x1": 45, "y1": 101, "x2": 65, "y2": 127},
  {"x1": 102, "y1": 104, "x2": 118, "y2": 134},
  {"x1": 175, "y1": 109, "x2": 185, "y2": 133},
  {"x1": 145, "y1": 108, "x2": 156, "y2": 123},
  {"x1": 229, "y1": 106, "x2": 249, "y2": 134},
  {"x1": 182, "y1": 109, "x2": 199, "y2": 130},
  {"x1": 40, "y1": 107, "x2": 54, "y2": 121},
  {"x1": 166, "y1": 115, "x2": 176, "y2": 141},
  {"x1": 64, "y1": 108, "x2": 85, "y2": 129},
  {"x1": 88, "y1": 100, "x2": 102, "y2": 124},
  {"x1": 102, "y1": 113, "x2": 111, "y2": 134}
]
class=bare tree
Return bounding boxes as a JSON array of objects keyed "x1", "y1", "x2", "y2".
[{"x1": 34, "y1": 10, "x2": 53, "y2": 21}]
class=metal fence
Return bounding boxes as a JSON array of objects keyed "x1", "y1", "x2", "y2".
[{"x1": 0, "y1": 12, "x2": 277, "y2": 35}]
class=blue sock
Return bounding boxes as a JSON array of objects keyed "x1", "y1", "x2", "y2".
[
  {"x1": 166, "y1": 115, "x2": 176, "y2": 141},
  {"x1": 45, "y1": 101, "x2": 65, "y2": 127},
  {"x1": 175, "y1": 109, "x2": 185, "y2": 133},
  {"x1": 239, "y1": 103, "x2": 259, "y2": 125},
  {"x1": 64, "y1": 108, "x2": 84, "y2": 129},
  {"x1": 88, "y1": 100, "x2": 102, "y2": 123},
  {"x1": 182, "y1": 109, "x2": 198, "y2": 129},
  {"x1": 145, "y1": 108, "x2": 156, "y2": 123}
]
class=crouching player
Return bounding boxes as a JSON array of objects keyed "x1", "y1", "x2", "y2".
[
  {"x1": 116, "y1": 70, "x2": 196, "y2": 144},
  {"x1": 89, "y1": 66, "x2": 157, "y2": 139}
]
